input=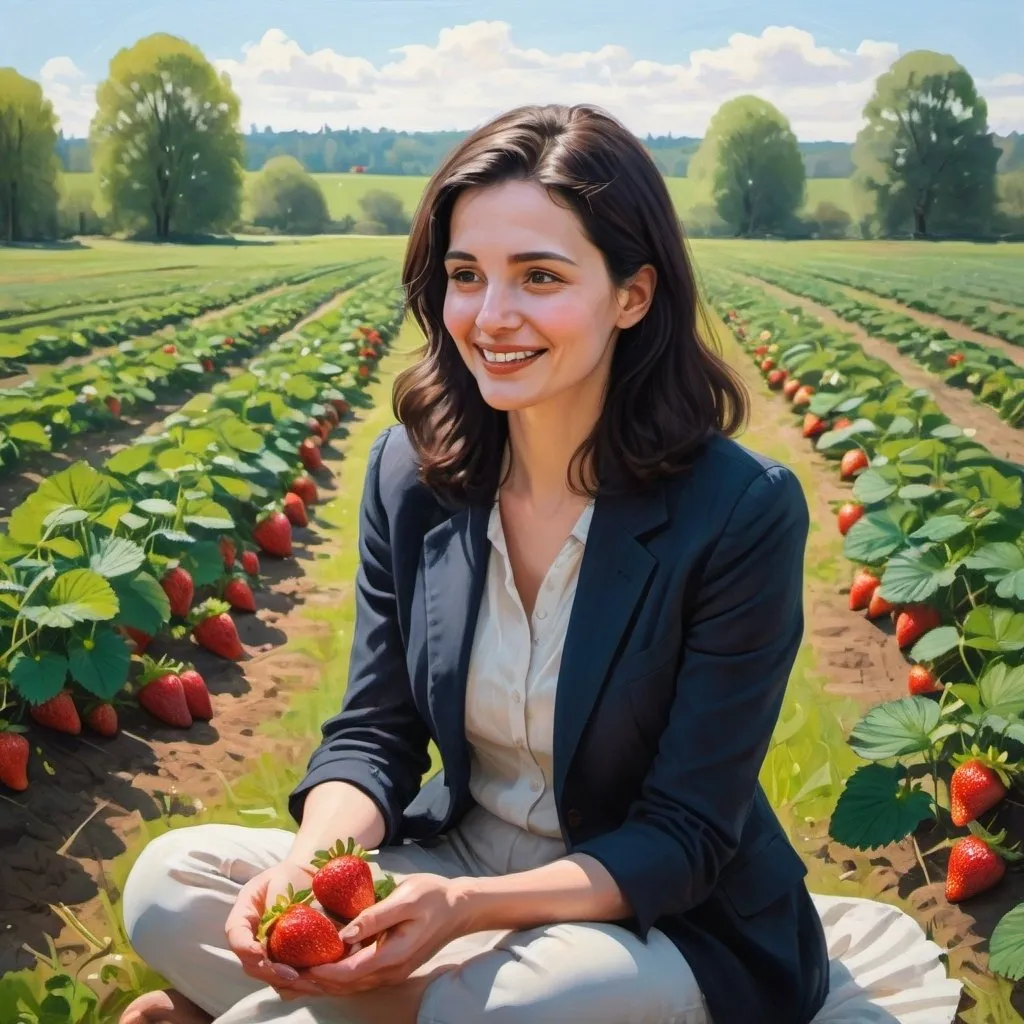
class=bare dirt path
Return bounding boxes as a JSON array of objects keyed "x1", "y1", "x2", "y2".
[{"x1": 734, "y1": 272, "x2": 1024, "y2": 467}]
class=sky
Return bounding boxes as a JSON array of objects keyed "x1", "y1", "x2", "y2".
[{"x1": 3, "y1": 0, "x2": 1022, "y2": 142}]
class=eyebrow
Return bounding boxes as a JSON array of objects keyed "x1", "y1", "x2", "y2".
[{"x1": 444, "y1": 249, "x2": 578, "y2": 266}]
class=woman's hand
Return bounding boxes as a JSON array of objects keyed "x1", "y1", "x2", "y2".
[{"x1": 290, "y1": 873, "x2": 472, "y2": 997}]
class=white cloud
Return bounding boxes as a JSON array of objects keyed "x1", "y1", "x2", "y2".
[{"x1": 39, "y1": 23, "x2": 1023, "y2": 142}]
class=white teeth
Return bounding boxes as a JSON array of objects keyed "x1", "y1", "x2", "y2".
[{"x1": 481, "y1": 349, "x2": 540, "y2": 364}]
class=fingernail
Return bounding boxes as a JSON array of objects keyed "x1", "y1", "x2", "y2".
[{"x1": 273, "y1": 964, "x2": 299, "y2": 981}]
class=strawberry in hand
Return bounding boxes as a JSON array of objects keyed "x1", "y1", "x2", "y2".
[
  {"x1": 311, "y1": 838, "x2": 379, "y2": 922},
  {"x1": 258, "y1": 884, "x2": 349, "y2": 969}
]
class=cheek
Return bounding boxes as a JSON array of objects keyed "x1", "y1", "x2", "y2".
[
  {"x1": 442, "y1": 289, "x2": 478, "y2": 344},
  {"x1": 534, "y1": 294, "x2": 614, "y2": 354}
]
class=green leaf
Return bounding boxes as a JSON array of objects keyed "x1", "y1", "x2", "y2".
[
  {"x1": 67, "y1": 629, "x2": 132, "y2": 699},
  {"x1": 179, "y1": 540, "x2": 225, "y2": 587},
  {"x1": 137, "y1": 498, "x2": 178, "y2": 517},
  {"x1": 847, "y1": 697, "x2": 940, "y2": 761},
  {"x1": 110, "y1": 570, "x2": 171, "y2": 634},
  {"x1": 964, "y1": 606, "x2": 1024, "y2": 653},
  {"x1": 978, "y1": 662, "x2": 1024, "y2": 717},
  {"x1": 39, "y1": 537, "x2": 83, "y2": 560},
  {"x1": 89, "y1": 536, "x2": 146, "y2": 579},
  {"x1": 218, "y1": 418, "x2": 265, "y2": 454},
  {"x1": 105, "y1": 441, "x2": 160, "y2": 476},
  {"x1": 119, "y1": 511, "x2": 150, "y2": 532},
  {"x1": 990, "y1": 904, "x2": 1024, "y2": 981},
  {"x1": 910, "y1": 625, "x2": 961, "y2": 662},
  {"x1": 843, "y1": 509, "x2": 907, "y2": 563},
  {"x1": 852, "y1": 469, "x2": 896, "y2": 505},
  {"x1": 183, "y1": 499, "x2": 234, "y2": 531},
  {"x1": 897, "y1": 484, "x2": 936, "y2": 501},
  {"x1": 964, "y1": 543, "x2": 1024, "y2": 601},
  {"x1": 829, "y1": 763, "x2": 934, "y2": 851},
  {"x1": 21, "y1": 569, "x2": 119, "y2": 628},
  {"x1": 43, "y1": 506, "x2": 89, "y2": 529},
  {"x1": 879, "y1": 547, "x2": 960, "y2": 604},
  {"x1": 8, "y1": 420, "x2": 51, "y2": 449},
  {"x1": 908, "y1": 515, "x2": 970, "y2": 543},
  {"x1": 10, "y1": 651, "x2": 69, "y2": 704}
]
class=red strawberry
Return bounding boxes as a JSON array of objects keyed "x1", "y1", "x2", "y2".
[
  {"x1": 837, "y1": 502, "x2": 865, "y2": 536},
  {"x1": 311, "y1": 838, "x2": 377, "y2": 921},
  {"x1": 330, "y1": 397, "x2": 349, "y2": 416},
  {"x1": 950, "y1": 760, "x2": 1008, "y2": 827},
  {"x1": 754, "y1": 345, "x2": 769, "y2": 357},
  {"x1": 202, "y1": 358, "x2": 215, "y2": 372},
  {"x1": 105, "y1": 396, "x2": 122, "y2": 418},
  {"x1": 192, "y1": 601, "x2": 244, "y2": 661},
  {"x1": 84, "y1": 702, "x2": 119, "y2": 737},
  {"x1": 29, "y1": 691, "x2": 81, "y2": 735},
  {"x1": 289, "y1": 475, "x2": 319, "y2": 506},
  {"x1": 258, "y1": 885, "x2": 348, "y2": 968},
  {"x1": 767, "y1": 369, "x2": 787, "y2": 389},
  {"x1": 224, "y1": 577, "x2": 256, "y2": 613},
  {"x1": 760, "y1": 358, "x2": 775, "y2": 372},
  {"x1": 124, "y1": 626, "x2": 152, "y2": 653},
  {"x1": 162, "y1": 344, "x2": 177, "y2": 355},
  {"x1": 834, "y1": 417, "x2": 853, "y2": 430},
  {"x1": 840, "y1": 449, "x2": 869, "y2": 480},
  {"x1": 253, "y1": 511, "x2": 293, "y2": 557},
  {"x1": 867, "y1": 589, "x2": 895, "y2": 620},
  {"x1": 908, "y1": 665, "x2": 941, "y2": 696},
  {"x1": 896, "y1": 605, "x2": 942, "y2": 649},
  {"x1": 358, "y1": 365, "x2": 370, "y2": 379},
  {"x1": 792, "y1": 386, "x2": 814, "y2": 407},
  {"x1": 322, "y1": 406, "x2": 340, "y2": 429},
  {"x1": 179, "y1": 668, "x2": 213, "y2": 721},
  {"x1": 220, "y1": 536, "x2": 237, "y2": 570},
  {"x1": 136, "y1": 661, "x2": 192, "y2": 728},
  {"x1": 849, "y1": 569, "x2": 880, "y2": 611},
  {"x1": 241, "y1": 550, "x2": 260, "y2": 576},
  {"x1": 947, "y1": 353, "x2": 965, "y2": 367},
  {"x1": 225, "y1": 336, "x2": 235, "y2": 346},
  {"x1": 161, "y1": 566, "x2": 194, "y2": 618},
  {"x1": 783, "y1": 378, "x2": 801, "y2": 400},
  {"x1": 299, "y1": 437, "x2": 324, "y2": 472},
  {"x1": 283, "y1": 492, "x2": 309, "y2": 528},
  {"x1": 802, "y1": 413, "x2": 827, "y2": 439},
  {"x1": 0, "y1": 729, "x2": 30, "y2": 791},
  {"x1": 307, "y1": 417, "x2": 329, "y2": 442},
  {"x1": 945, "y1": 835, "x2": 1005, "y2": 902}
]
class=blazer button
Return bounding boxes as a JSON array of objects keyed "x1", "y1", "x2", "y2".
[{"x1": 566, "y1": 808, "x2": 583, "y2": 828}]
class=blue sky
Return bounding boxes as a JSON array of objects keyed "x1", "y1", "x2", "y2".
[{"x1": 4, "y1": 0, "x2": 1021, "y2": 139}]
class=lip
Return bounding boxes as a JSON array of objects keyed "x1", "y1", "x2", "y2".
[{"x1": 474, "y1": 343, "x2": 545, "y2": 376}]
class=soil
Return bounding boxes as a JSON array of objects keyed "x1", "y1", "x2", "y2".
[{"x1": 736, "y1": 272, "x2": 1024, "y2": 467}]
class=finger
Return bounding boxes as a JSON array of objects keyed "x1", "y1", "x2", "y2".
[
  {"x1": 340, "y1": 899, "x2": 409, "y2": 944},
  {"x1": 225, "y1": 880, "x2": 268, "y2": 965}
]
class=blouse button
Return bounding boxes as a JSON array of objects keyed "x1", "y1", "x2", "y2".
[
  {"x1": 566, "y1": 808, "x2": 583, "y2": 828},
  {"x1": 536, "y1": 609, "x2": 548, "y2": 620}
]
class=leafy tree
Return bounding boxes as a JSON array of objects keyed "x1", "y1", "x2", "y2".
[
  {"x1": 357, "y1": 188, "x2": 410, "y2": 234},
  {"x1": 0, "y1": 68, "x2": 60, "y2": 242},
  {"x1": 89, "y1": 34, "x2": 244, "y2": 239},
  {"x1": 852, "y1": 50, "x2": 1000, "y2": 238},
  {"x1": 688, "y1": 97, "x2": 805, "y2": 236},
  {"x1": 810, "y1": 200, "x2": 853, "y2": 239},
  {"x1": 249, "y1": 155, "x2": 330, "y2": 233}
]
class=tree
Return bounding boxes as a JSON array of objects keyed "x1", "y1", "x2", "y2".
[
  {"x1": 0, "y1": 68, "x2": 60, "y2": 242},
  {"x1": 89, "y1": 34, "x2": 245, "y2": 240},
  {"x1": 688, "y1": 97, "x2": 805, "y2": 236},
  {"x1": 852, "y1": 51, "x2": 1000, "y2": 238},
  {"x1": 248, "y1": 155, "x2": 330, "y2": 233},
  {"x1": 357, "y1": 188, "x2": 410, "y2": 234},
  {"x1": 810, "y1": 201, "x2": 853, "y2": 239}
]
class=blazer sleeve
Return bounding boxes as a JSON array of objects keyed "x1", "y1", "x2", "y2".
[
  {"x1": 574, "y1": 463, "x2": 810, "y2": 938},
  {"x1": 287, "y1": 425, "x2": 432, "y2": 843}
]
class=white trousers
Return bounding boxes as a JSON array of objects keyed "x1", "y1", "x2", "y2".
[{"x1": 121, "y1": 806, "x2": 711, "y2": 1023}]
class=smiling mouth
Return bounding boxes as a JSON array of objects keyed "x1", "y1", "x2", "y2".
[{"x1": 476, "y1": 346, "x2": 545, "y2": 369}]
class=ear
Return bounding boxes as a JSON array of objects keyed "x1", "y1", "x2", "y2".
[{"x1": 615, "y1": 264, "x2": 657, "y2": 330}]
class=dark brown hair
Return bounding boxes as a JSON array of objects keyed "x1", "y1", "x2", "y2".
[{"x1": 393, "y1": 102, "x2": 749, "y2": 505}]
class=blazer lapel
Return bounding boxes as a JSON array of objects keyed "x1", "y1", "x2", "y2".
[
  {"x1": 422, "y1": 501, "x2": 490, "y2": 785},
  {"x1": 553, "y1": 481, "x2": 669, "y2": 804}
]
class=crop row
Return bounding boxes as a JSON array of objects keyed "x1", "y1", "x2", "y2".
[
  {"x1": 789, "y1": 262, "x2": 1024, "y2": 347},
  {"x1": 715, "y1": 261, "x2": 1024, "y2": 428},
  {"x1": 0, "y1": 271, "x2": 402, "y2": 798},
  {"x1": 705, "y1": 266, "x2": 1024, "y2": 980},
  {"x1": 0, "y1": 261, "x2": 359, "y2": 373},
  {"x1": 0, "y1": 260, "x2": 391, "y2": 475}
]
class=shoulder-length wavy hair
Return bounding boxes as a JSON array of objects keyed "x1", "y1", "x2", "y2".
[{"x1": 392, "y1": 102, "x2": 749, "y2": 506}]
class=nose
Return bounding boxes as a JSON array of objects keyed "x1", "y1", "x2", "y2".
[{"x1": 474, "y1": 283, "x2": 522, "y2": 337}]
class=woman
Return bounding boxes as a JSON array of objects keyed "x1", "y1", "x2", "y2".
[{"x1": 118, "y1": 102, "x2": 832, "y2": 1024}]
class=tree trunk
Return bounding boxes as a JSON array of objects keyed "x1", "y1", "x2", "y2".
[
  {"x1": 10, "y1": 179, "x2": 18, "y2": 242},
  {"x1": 913, "y1": 207, "x2": 927, "y2": 238}
]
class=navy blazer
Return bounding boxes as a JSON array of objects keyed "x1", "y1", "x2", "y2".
[{"x1": 289, "y1": 423, "x2": 831, "y2": 1024}]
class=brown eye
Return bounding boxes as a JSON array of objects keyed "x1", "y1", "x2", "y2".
[
  {"x1": 449, "y1": 269, "x2": 477, "y2": 283},
  {"x1": 528, "y1": 269, "x2": 560, "y2": 285}
]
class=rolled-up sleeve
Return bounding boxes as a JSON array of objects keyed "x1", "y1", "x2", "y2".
[
  {"x1": 575, "y1": 464, "x2": 810, "y2": 937},
  {"x1": 287, "y1": 425, "x2": 432, "y2": 843}
]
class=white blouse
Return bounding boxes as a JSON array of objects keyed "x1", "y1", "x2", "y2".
[{"x1": 463, "y1": 497, "x2": 594, "y2": 838}]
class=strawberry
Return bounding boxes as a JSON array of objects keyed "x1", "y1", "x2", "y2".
[
  {"x1": 754, "y1": 345, "x2": 769, "y2": 357},
  {"x1": 202, "y1": 358, "x2": 215, "y2": 372},
  {"x1": 179, "y1": 668, "x2": 213, "y2": 720},
  {"x1": 896, "y1": 604, "x2": 942, "y2": 649},
  {"x1": 330, "y1": 397, "x2": 350, "y2": 416},
  {"x1": 840, "y1": 449, "x2": 869, "y2": 480},
  {"x1": 760, "y1": 358, "x2": 775, "y2": 373},
  {"x1": 767, "y1": 369, "x2": 787, "y2": 389},
  {"x1": 219, "y1": 536, "x2": 237, "y2": 570},
  {"x1": 947, "y1": 353, "x2": 965, "y2": 368},
  {"x1": 253, "y1": 511, "x2": 293, "y2": 557},
  {"x1": 288, "y1": 475, "x2": 319, "y2": 507},
  {"x1": 834, "y1": 417, "x2": 853, "y2": 430},
  {"x1": 161, "y1": 566, "x2": 194, "y2": 618},
  {"x1": 225, "y1": 336, "x2": 235, "y2": 346},
  {"x1": 802, "y1": 413, "x2": 827, "y2": 439},
  {"x1": 307, "y1": 417, "x2": 329, "y2": 442},
  {"x1": 792, "y1": 385, "x2": 814, "y2": 407},
  {"x1": 162, "y1": 344, "x2": 176, "y2": 355},
  {"x1": 908, "y1": 665, "x2": 941, "y2": 696},
  {"x1": 241, "y1": 550, "x2": 260, "y2": 577},
  {"x1": 849, "y1": 569, "x2": 880, "y2": 611},
  {"x1": 136, "y1": 657, "x2": 192, "y2": 728},
  {"x1": 224, "y1": 576, "x2": 256, "y2": 613},
  {"x1": 950, "y1": 760, "x2": 1008, "y2": 827},
  {"x1": 299, "y1": 437, "x2": 324, "y2": 472},
  {"x1": 84, "y1": 702, "x2": 119, "y2": 737},
  {"x1": 837, "y1": 503, "x2": 864, "y2": 536},
  {"x1": 283, "y1": 492, "x2": 309, "y2": 528},
  {"x1": 191, "y1": 600, "x2": 244, "y2": 661},
  {"x1": 105, "y1": 395, "x2": 122, "y2": 418},
  {"x1": 0, "y1": 728, "x2": 30, "y2": 791},
  {"x1": 945, "y1": 835, "x2": 1005, "y2": 902},
  {"x1": 29, "y1": 690, "x2": 81, "y2": 735},
  {"x1": 123, "y1": 626, "x2": 152, "y2": 653},
  {"x1": 867, "y1": 589, "x2": 895, "y2": 620},
  {"x1": 258, "y1": 885, "x2": 348, "y2": 968},
  {"x1": 322, "y1": 406, "x2": 340, "y2": 429},
  {"x1": 783, "y1": 378, "x2": 801, "y2": 400},
  {"x1": 358, "y1": 365, "x2": 370, "y2": 379},
  {"x1": 311, "y1": 838, "x2": 377, "y2": 921}
]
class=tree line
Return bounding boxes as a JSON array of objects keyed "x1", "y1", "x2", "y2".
[{"x1": 1, "y1": 33, "x2": 1022, "y2": 242}]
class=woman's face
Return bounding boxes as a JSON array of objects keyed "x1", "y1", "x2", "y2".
[{"x1": 442, "y1": 179, "x2": 654, "y2": 414}]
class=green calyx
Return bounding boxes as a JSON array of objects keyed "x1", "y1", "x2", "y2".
[
  {"x1": 256, "y1": 883, "x2": 314, "y2": 941},
  {"x1": 310, "y1": 836, "x2": 368, "y2": 869}
]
